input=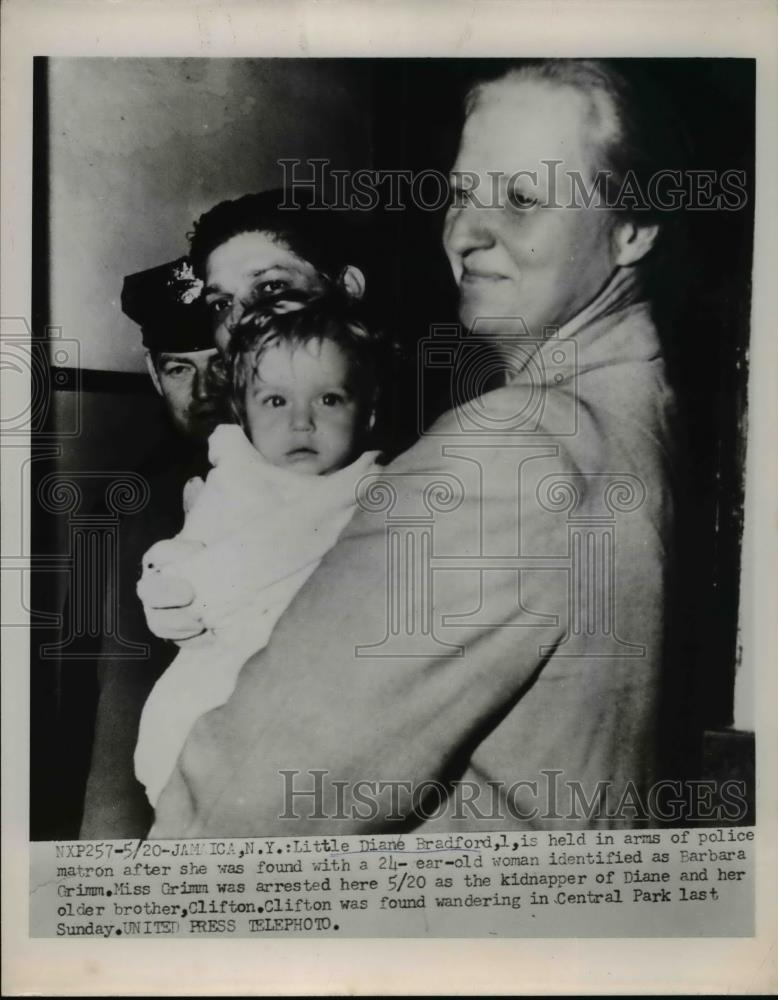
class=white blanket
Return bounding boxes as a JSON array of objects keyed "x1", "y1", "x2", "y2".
[{"x1": 134, "y1": 424, "x2": 378, "y2": 806}]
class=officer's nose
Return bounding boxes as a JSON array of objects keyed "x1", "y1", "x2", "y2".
[{"x1": 192, "y1": 369, "x2": 212, "y2": 403}]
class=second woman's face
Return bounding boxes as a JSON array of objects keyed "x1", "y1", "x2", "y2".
[{"x1": 204, "y1": 230, "x2": 326, "y2": 353}]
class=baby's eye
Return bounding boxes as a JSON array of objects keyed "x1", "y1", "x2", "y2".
[
  {"x1": 264, "y1": 394, "x2": 286, "y2": 408},
  {"x1": 321, "y1": 392, "x2": 345, "y2": 407}
]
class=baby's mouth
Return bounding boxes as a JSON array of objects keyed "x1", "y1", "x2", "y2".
[{"x1": 287, "y1": 446, "x2": 317, "y2": 459}]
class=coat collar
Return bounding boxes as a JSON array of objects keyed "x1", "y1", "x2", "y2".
[{"x1": 505, "y1": 265, "x2": 662, "y2": 387}]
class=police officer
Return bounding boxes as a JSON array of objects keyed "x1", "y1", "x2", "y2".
[{"x1": 80, "y1": 257, "x2": 228, "y2": 839}]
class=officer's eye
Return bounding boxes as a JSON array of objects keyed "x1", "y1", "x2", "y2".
[{"x1": 164, "y1": 365, "x2": 190, "y2": 377}]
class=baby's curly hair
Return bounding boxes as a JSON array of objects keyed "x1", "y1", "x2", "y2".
[{"x1": 228, "y1": 287, "x2": 389, "y2": 429}]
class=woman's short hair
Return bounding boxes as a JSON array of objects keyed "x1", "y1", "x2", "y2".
[
  {"x1": 189, "y1": 188, "x2": 363, "y2": 284},
  {"x1": 465, "y1": 59, "x2": 689, "y2": 311},
  {"x1": 466, "y1": 58, "x2": 689, "y2": 226}
]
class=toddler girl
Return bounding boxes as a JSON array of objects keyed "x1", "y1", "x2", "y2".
[{"x1": 134, "y1": 290, "x2": 383, "y2": 806}]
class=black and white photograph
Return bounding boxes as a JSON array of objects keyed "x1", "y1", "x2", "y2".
[
  {"x1": 29, "y1": 54, "x2": 756, "y2": 839},
  {"x1": 3, "y1": 0, "x2": 777, "y2": 994}
]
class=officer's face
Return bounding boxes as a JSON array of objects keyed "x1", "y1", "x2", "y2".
[
  {"x1": 152, "y1": 348, "x2": 227, "y2": 438},
  {"x1": 444, "y1": 77, "x2": 618, "y2": 338},
  {"x1": 204, "y1": 231, "x2": 327, "y2": 354}
]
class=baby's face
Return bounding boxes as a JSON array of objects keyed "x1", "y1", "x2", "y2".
[{"x1": 242, "y1": 339, "x2": 362, "y2": 475}]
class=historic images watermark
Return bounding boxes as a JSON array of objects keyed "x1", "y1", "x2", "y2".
[
  {"x1": 278, "y1": 769, "x2": 749, "y2": 825},
  {"x1": 1, "y1": 318, "x2": 152, "y2": 659},
  {"x1": 278, "y1": 158, "x2": 749, "y2": 213},
  {"x1": 11, "y1": 312, "x2": 647, "y2": 667}
]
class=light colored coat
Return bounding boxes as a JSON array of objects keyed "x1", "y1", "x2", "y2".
[{"x1": 151, "y1": 267, "x2": 678, "y2": 836}]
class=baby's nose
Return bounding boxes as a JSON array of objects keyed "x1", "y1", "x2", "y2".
[{"x1": 290, "y1": 402, "x2": 314, "y2": 430}]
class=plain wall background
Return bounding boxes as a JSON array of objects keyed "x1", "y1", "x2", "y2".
[{"x1": 48, "y1": 58, "x2": 373, "y2": 373}]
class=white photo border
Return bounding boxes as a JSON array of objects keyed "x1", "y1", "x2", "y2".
[{"x1": 2, "y1": 0, "x2": 777, "y2": 994}]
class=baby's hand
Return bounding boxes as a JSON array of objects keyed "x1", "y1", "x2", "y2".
[
  {"x1": 138, "y1": 538, "x2": 207, "y2": 643},
  {"x1": 142, "y1": 537, "x2": 205, "y2": 574},
  {"x1": 182, "y1": 476, "x2": 205, "y2": 515}
]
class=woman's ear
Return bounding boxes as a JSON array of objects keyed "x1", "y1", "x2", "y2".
[
  {"x1": 339, "y1": 264, "x2": 367, "y2": 300},
  {"x1": 145, "y1": 351, "x2": 164, "y2": 396},
  {"x1": 612, "y1": 219, "x2": 660, "y2": 267}
]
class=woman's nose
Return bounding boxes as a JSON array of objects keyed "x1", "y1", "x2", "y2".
[
  {"x1": 443, "y1": 200, "x2": 496, "y2": 257},
  {"x1": 228, "y1": 298, "x2": 247, "y2": 330}
]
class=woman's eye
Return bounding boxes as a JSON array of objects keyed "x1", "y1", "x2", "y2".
[
  {"x1": 507, "y1": 187, "x2": 538, "y2": 210},
  {"x1": 258, "y1": 279, "x2": 289, "y2": 295},
  {"x1": 208, "y1": 298, "x2": 230, "y2": 316}
]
